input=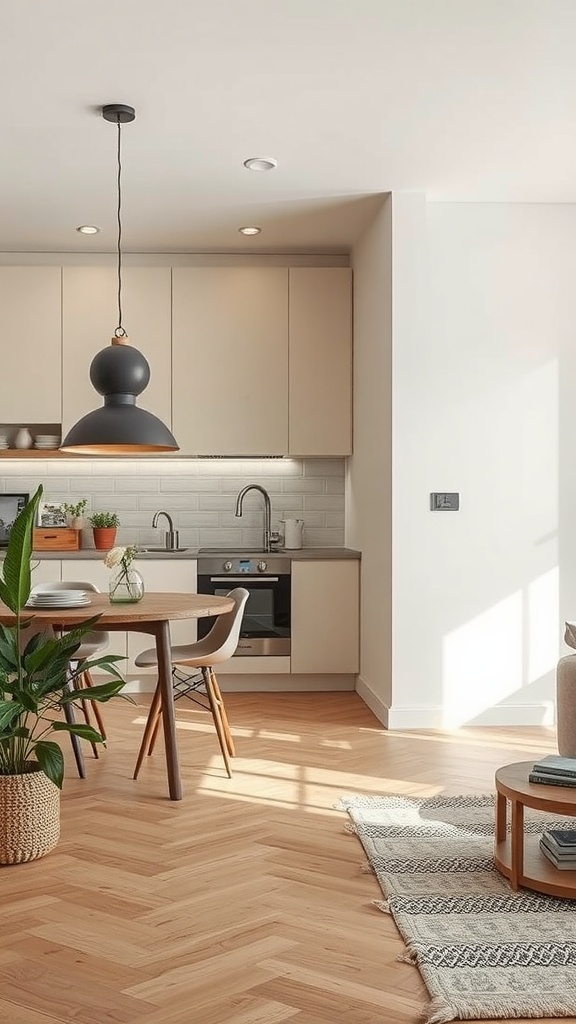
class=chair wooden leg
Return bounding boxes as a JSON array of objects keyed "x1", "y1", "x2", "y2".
[
  {"x1": 82, "y1": 668, "x2": 107, "y2": 740},
  {"x1": 210, "y1": 670, "x2": 235, "y2": 756},
  {"x1": 148, "y1": 705, "x2": 163, "y2": 756},
  {"x1": 74, "y1": 676, "x2": 99, "y2": 759},
  {"x1": 204, "y1": 668, "x2": 232, "y2": 778},
  {"x1": 133, "y1": 682, "x2": 162, "y2": 780}
]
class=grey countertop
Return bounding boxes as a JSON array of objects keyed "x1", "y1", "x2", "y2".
[{"x1": 19, "y1": 546, "x2": 361, "y2": 561}]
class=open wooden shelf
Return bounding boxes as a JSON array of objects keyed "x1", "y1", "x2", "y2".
[{"x1": 0, "y1": 450, "x2": 69, "y2": 458}]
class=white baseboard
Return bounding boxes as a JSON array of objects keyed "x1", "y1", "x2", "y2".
[
  {"x1": 355, "y1": 675, "x2": 389, "y2": 727},
  {"x1": 386, "y1": 702, "x2": 555, "y2": 730},
  {"x1": 353, "y1": 673, "x2": 555, "y2": 729}
]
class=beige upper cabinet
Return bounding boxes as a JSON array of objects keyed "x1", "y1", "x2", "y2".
[
  {"x1": 172, "y1": 267, "x2": 289, "y2": 456},
  {"x1": 291, "y1": 560, "x2": 359, "y2": 674},
  {"x1": 62, "y1": 267, "x2": 172, "y2": 439},
  {"x1": 0, "y1": 267, "x2": 62, "y2": 423},
  {"x1": 288, "y1": 267, "x2": 352, "y2": 456}
]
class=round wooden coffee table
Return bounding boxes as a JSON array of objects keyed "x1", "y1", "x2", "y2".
[{"x1": 495, "y1": 761, "x2": 576, "y2": 899}]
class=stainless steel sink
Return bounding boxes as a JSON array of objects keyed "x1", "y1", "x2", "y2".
[{"x1": 137, "y1": 547, "x2": 190, "y2": 554}]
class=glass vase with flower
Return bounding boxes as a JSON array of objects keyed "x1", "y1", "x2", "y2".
[{"x1": 105, "y1": 545, "x2": 144, "y2": 603}]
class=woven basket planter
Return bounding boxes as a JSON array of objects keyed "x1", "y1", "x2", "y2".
[{"x1": 0, "y1": 765, "x2": 60, "y2": 865}]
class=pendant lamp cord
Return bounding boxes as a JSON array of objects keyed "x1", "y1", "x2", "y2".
[{"x1": 115, "y1": 115, "x2": 126, "y2": 338}]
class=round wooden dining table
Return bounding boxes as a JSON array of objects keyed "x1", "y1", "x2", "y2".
[{"x1": 0, "y1": 591, "x2": 235, "y2": 801}]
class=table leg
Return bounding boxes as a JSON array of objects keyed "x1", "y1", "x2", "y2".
[
  {"x1": 495, "y1": 789, "x2": 507, "y2": 843},
  {"x1": 63, "y1": 678, "x2": 86, "y2": 779},
  {"x1": 510, "y1": 798, "x2": 524, "y2": 891},
  {"x1": 155, "y1": 620, "x2": 182, "y2": 801}
]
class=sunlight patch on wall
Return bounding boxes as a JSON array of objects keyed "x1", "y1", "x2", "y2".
[
  {"x1": 528, "y1": 566, "x2": 559, "y2": 684},
  {"x1": 442, "y1": 591, "x2": 523, "y2": 728}
]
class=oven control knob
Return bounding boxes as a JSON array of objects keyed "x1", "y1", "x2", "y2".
[
  {"x1": 257, "y1": 560, "x2": 267, "y2": 572},
  {"x1": 223, "y1": 561, "x2": 233, "y2": 572}
]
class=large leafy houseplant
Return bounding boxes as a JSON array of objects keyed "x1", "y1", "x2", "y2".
[{"x1": 0, "y1": 484, "x2": 126, "y2": 790}]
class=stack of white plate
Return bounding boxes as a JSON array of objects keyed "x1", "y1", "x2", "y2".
[
  {"x1": 34, "y1": 434, "x2": 60, "y2": 450},
  {"x1": 27, "y1": 590, "x2": 91, "y2": 609},
  {"x1": 0, "y1": 434, "x2": 8, "y2": 450}
]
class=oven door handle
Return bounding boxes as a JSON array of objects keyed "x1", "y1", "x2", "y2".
[{"x1": 208, "y1": 576, "x2": 280, "y2": 583}]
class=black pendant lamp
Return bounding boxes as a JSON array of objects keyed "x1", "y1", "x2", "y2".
[{"x1": 60, "y1": 104, "x2": 179, "y2": 455}]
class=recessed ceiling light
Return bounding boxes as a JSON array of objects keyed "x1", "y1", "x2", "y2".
[
  {"x1": 238, "y1": 226, "x2": 262, "y2": 236},
  {"x1": 76, "y1": 225, "x2": 101, "y2": 234},
  {"x1": 243, "y1": 157, "x2": 277, "y2": 172}
]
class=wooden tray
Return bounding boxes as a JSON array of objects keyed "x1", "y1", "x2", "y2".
[{"x1": 33, "y1": 528, "x2": 81, "y2": 551}]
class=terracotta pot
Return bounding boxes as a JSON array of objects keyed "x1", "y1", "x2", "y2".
[
  {"x1": 92, "y1": 527, "x2": 117, "y2": 551},
  {"x1": 0, "y1": 765, "x2": 60, "y2": 865}
]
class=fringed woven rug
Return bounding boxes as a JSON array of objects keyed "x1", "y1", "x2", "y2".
[{"x1": 339, "y1": 794, "x2": 576, "y2": 1023}]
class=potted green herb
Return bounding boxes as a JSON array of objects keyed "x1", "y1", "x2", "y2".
[
  {"x1": 62, "y1": 498, "x2": 88, "y2": 531},
  {"x1": 89, "y1": 510, "x2": 120, "y2": 551},
  {"x1": 0, "y1": 485, "x2": 126, "y2": 864}
]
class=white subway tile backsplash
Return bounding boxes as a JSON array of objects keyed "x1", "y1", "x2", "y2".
[
  {"x1": 1, "y1": 457, "x2": 345, "y2": 547},
  {"x1": 115, "y1": 476, "x2": 161, "y2": 492},
  {"x1": 71, "y1": 477, "x2": 116, "y2": 493},
  {"x1": 304, "y1": 494, "x2": 346, "y2": 512},
  {"x1": 304, "y1": 459, "x2": 345, "y2": 477},
  {"x1": 178, "y1": 511, "x2": 221, "y2": 528},
  {"x1": 282, "y1": 476, "x2": 324, "y2": 493}
]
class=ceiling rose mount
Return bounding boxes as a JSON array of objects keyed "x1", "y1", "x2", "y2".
[{"x1": 102, "y1": 103, "x2": 136, "y2": 124}]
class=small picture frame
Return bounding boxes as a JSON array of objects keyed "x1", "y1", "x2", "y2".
[
  {"x1": 0, "y1": 494, "x2": 29, "y2": 547},
  {"x1": 37, "y1": 501, "x2": 67, "y2": 529}
]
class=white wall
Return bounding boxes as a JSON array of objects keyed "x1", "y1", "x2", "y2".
[
  {"x1": 347, "y1": 195, "x2": 393, "y2": 719},
  {"x1": 354, "y1": 197, "x2": 575, "y2": 728}
]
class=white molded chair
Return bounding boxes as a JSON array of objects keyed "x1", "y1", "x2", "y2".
[
  {"x1": 133, "y1": 587, "x2": 249, "y2": 779},
  {"x1": 31, "y1": 581, "x2": 110, "y2": 775}
]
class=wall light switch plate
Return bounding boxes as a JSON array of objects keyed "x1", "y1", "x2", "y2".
[{"x1": 430, "y1": 492, "x2": 459, "y2": 511}]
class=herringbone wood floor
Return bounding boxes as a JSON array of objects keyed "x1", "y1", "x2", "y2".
[{"x1": 1, "y1": 692, "x2": 572, "y2": 1024}]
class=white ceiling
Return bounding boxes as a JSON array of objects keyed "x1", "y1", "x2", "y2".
[{"x1": 2, "y1": 0, "x2": 576, "y2": 253}]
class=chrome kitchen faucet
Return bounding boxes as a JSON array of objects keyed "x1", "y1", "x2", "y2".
[
  {"x1": 234, "y1": 484, "x2": 273, "y2": 553},
  {"x1": 152, "y1": 509, "x2": 180, "y2": 551}
]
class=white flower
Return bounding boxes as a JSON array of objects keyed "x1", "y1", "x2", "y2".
[{"x1": 104, "y1": 546, "x2": 126, "y2": 569}]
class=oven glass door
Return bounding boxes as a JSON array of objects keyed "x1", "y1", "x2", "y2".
[{"x1": 197, "y1": 575, "x2": 290, "y2": 643}]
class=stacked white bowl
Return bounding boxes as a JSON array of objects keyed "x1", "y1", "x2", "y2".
[
  {"x1": 0, "y1": 434, "x2": 8, "y2": 450},
  {"x1": 34, "y1": 434, "x2": 60, "y2": 450}
]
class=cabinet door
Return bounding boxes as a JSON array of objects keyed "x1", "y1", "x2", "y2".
[
  {"x1": 127, "y1": 560, "x2": 197, "y2": 675},
  {"x1": 30, "y1": 559, "x2": 63, "y2": 587},
  {"x1": 173, "y1": 268, "x2": 288, "y2": 455},
  {"x1": 61, "y1": 560, "x2": 128, "y2": 674},
  {"x1": 62, "y1": 267, "x2": 172, "y2": 438},
  {"x1": 288, "y1": 268, "x2": 352, "y2": 456},
  {"x1": 291, "y1": 560, "x2": 359, "y2": 674},
  {"x1": 0, "y1": 267, "x2": 62, "y2": 423}
]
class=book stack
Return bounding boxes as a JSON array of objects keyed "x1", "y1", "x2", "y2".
[
  {"x1": 528, "y1": 755, "x2": 576, "y2": 788},
  {"x1": 540, "y1": 829, "x2": 576, "y2": 870}
]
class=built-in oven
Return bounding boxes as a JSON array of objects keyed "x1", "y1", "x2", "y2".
[{"x1": 197, "y1": 554, "x2": 291, "y2": 656}]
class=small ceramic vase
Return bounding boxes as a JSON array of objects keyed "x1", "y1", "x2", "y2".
[{"x1": 14, "y1": 428, "x2": 33, "y2": 450}]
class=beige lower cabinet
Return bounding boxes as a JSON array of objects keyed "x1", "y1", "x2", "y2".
[
  {"x1": 290, "y1": 560, "x2": 359, "y2": 674},
  {"x1": 126, "y1": 560, "x2": 197, "y2": 675},
  {"x1": 61, "y1": 559, "x2": 128, "y2": 673}
]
